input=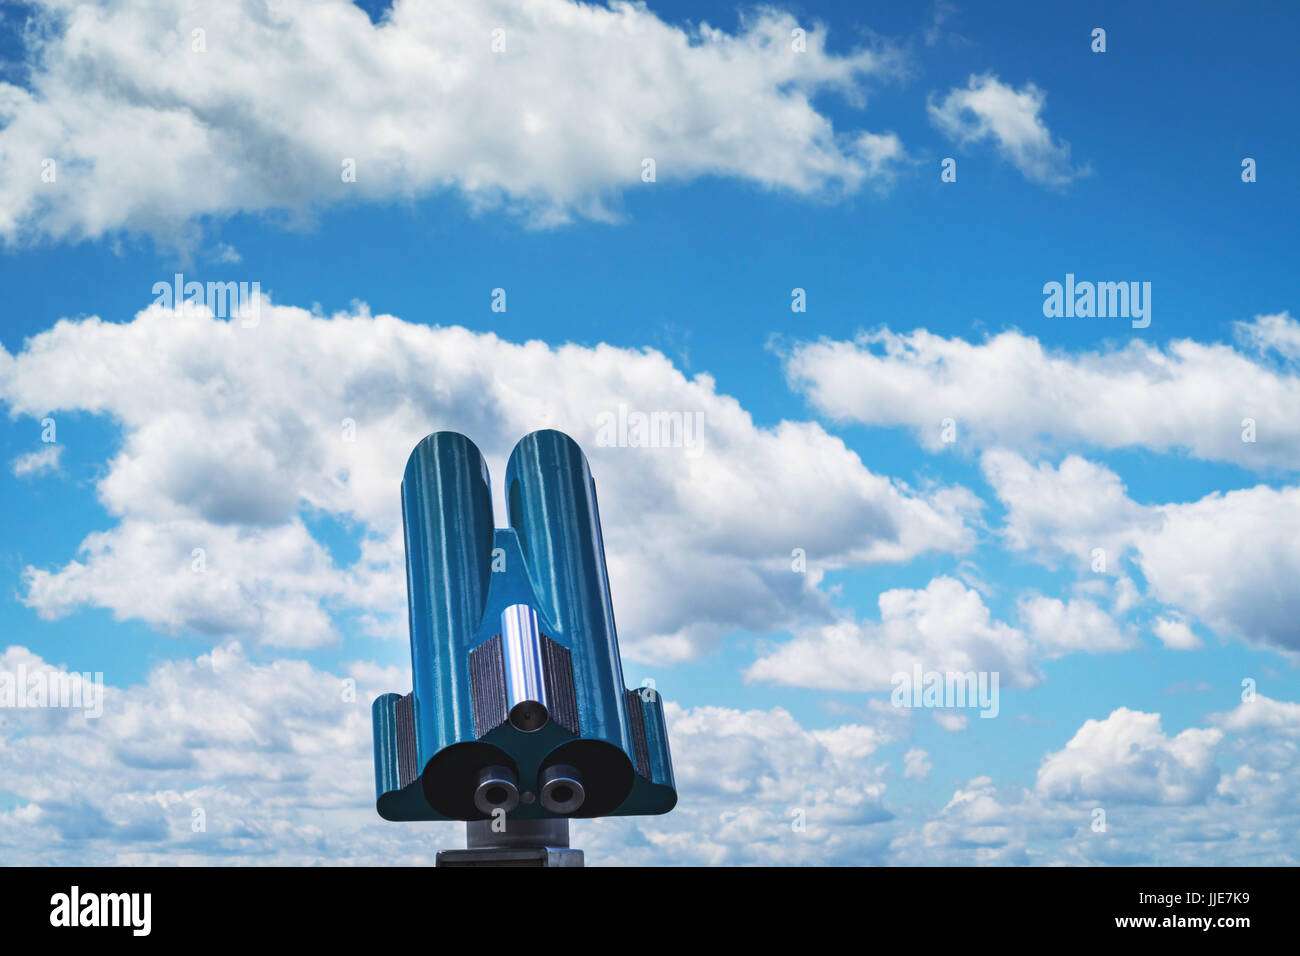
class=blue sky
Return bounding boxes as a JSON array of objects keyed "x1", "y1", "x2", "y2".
[{"x1": 0, "y1": 0, "x2": 1297, "y2": 864}]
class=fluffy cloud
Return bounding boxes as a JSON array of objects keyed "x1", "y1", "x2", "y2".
[
  {"x1": 893, "y1": 771, "x2": 1295, "y2": 866},
  {"x1": 784, "y1": 315, "x2": 1300, "y2": 470},
  {"x1": 1151, "y1": 614, "x2": 1202, "y2": 651},
  {"x1": 982, "y1": 450, "x2": 1300, "y2": 655},
  {"x1": 1035, "y1": 708, "x2": 1223, "y2": 806},
  {"x1": 587, "y1": 703, "x2": 895, "y2": 866},
  {"x1": 10, "y1": 443, "x2": 62, "y2": 477},
  {"x1": 902, "y1": 747, "x2": 931, "y2": 781},
  {"x1": 890, "y1": 696, "x2": 1300, "y2": 865},
  {"x1": 1018, "y1": 594, "x2": 1137, "y2": 657},
  {"x1": 1209, "y1": 697, "x2": 1300, "y2": 817},
  {"x1": 1136, "y1": 485, "x2": 1300, "y2": 657},
  {"x1": 0, "y1": 0, "x2": 905, "y2": 244},
  {"x1": 890, "y1": 776, "x2": 1067, "y2": 865},
  {"x1": 23, "y1": 519, "x2": 344, "y2": 648},
  {"x1": 0, "y1": 299, "x2": 977, "y2": 661},
  {"x1": 1213, "y1": 695, "x2": 1300, "y2": 739},
  {"x1": 0, "y1": 643, "x2": 419, "y2": 863},
  {"x1": 928, "y1": 73, "x2": 1086, "y2": 184},
  {"x1": 745, "y1": 575, "x2": 1041, "y2": 691},
  {"x1": 982, "y1": 449, "x2": 1155, "y2": 569},
  {"x1": 932, "y1": 711, "x2": 969, "y2": 732},
  {"x1": 1235, "y1": 311, "x2": 1300, "y2": 364}
]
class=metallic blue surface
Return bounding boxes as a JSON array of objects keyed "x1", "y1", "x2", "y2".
[
  {"x1": 401, "y1": 432, "x2": 495, "y2": 766},
  {"x1": 373, "y1": 429, "x2": 676, "y2": 822},
  {"x1": 372, "y1": 692, "x2": 402, "y2": 799}
]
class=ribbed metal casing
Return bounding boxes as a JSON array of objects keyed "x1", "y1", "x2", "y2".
[{"x1": 469, "y1": 620, "x2": 580, "y2": 737}]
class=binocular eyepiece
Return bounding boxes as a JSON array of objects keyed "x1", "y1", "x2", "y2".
[
  {"x1": 472, "y1": 763, "x2": 587, "y2": 817},
  {"x1": 474, "y1": 765, "x2": 521, "y2": 816}
]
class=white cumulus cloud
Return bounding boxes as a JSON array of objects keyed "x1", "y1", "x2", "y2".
[
  {"x1": 1036, "y1": 707, "x2": 1223, "y2": 806},
  {"x1": 981, "y1": 451, "x2": 1300, "y2": 656},
  {"x1": 928, "y1": 73, "x2": 1086, "y2": 184},
  {"x1": 745, "y1": 575, "x2": 1041, "y2": 692},
  {"x1": 0, "y1": 0, "x2": 906, "y2": 245},
  {"x1": 1018, "y1": 594, "x2": 1137, "y2": 658},
  {"x1": 1152, "y1": 614, "x2": 1202, "y2": 651},
  {"x1": 783, "y1": 315, "x2": 1300, "y2": 470}
]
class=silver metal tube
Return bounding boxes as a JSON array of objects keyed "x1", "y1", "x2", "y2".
[
  {"x1": 501, "y1": 603, "x2": 549, "y2": 731},
  {"x1": 465, "y1": 818, "x2": 570, "y2": 849}
]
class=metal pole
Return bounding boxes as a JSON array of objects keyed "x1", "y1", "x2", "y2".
[{"x1": 436, "y1": 819, "x2": 584, "y2": 867}]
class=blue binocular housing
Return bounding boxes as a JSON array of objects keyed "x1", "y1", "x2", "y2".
[{"x1": 372, "y1": 429, "x2": 677, "y2": 822}]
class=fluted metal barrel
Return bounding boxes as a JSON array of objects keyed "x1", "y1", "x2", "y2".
[{"x1": 401, "y1": 432, "x2": 496, "y2": 765}]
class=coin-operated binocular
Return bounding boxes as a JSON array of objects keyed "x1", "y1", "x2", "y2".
[{"x1": 372, "y1": 430, "x2": 676, "y2": 865}]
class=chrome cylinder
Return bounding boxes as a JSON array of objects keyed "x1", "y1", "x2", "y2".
[
  {"x1": 501, "y1": 604, "x2": 550, "y2": 732},
  {"x1": 465, "y1": 818, "x2": 571, "y2": 850}
]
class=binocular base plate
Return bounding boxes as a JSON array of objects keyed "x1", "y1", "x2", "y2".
[
  {"x1": 435, "y1": 818, "x2": 584, "y2": 867},
  {"x1": 435, "y1": 846, "x2": 584, "y2": 867}
]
